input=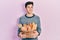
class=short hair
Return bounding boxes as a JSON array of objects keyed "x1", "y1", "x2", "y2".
[{"x1": 25, "y1": 1, "x2": 34, "y2": 8}]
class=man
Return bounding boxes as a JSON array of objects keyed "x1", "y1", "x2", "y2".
[{"x1": 18, "y1": 1, "x2": 41, "y2": 40}]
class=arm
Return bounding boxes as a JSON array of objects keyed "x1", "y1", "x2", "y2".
[
  {"x1": 18, "y1": 17, "x2": 22, "y2": 37},
  {"x1": 37, "y1": 17, "x2": 41, "y2": 36}
]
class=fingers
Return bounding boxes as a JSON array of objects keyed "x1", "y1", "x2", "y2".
[
  {"x1": 32, "y1": 31, "x2": 39, "y2": 37},
  {"x1": 19, "y1": 32, "x2": 23, "y2": 37},
  {"x1": 19, "y1": 33, "x2": 26, "y2": 38},
  {"x1": 33, "y1": 31, "x2": 37, "y2": 33}
]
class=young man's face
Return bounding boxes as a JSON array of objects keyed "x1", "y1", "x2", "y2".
[{"x1": 25, "y1": 4, "x2": 33, "y2": 14}]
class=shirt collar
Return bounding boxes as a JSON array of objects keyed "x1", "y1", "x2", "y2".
[{"x1": 25, "y1": 14, "x2": 35, "y2": 18}]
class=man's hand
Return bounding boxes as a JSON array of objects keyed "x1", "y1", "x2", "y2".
[
  {"x1": 18, "y1": 31, "x2": 39, "y2": 38},
  {"x1": 18, "y1": 32, "x2": 22, "y2": 38},
  {"x1": 19, "y1": 32, "x2": 26, "y2": 38},
  {"x1": 32, "y1": 31, "x2": 39, "y2": 38}
]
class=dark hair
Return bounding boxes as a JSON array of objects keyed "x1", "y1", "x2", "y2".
[{"x1": 25, "y1": 1, "x2": 34, "y2": 8}]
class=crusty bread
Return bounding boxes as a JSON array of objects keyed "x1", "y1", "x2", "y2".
[
  {"x1": 18, "y1": 22, "x2": 37, "y2": 32},
  {"x1": 18, "y1": 22, "x2": 37, "y2": 38}
]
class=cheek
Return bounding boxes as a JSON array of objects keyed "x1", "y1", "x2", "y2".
[
  {"x1": 26, "y1": 8, "x2": 30, "y2": 11},
  {"x1": 26, "y1": 8, "x2": 33, "y2": 12},
  {"x1": 30, "y1": 8, "x2": 33, "y2": 11}
]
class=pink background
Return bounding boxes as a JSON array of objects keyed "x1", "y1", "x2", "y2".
[{"x1": 0, "y1": 0, "x2": 60, "y2": 40}]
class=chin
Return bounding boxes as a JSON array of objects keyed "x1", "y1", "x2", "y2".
[
  {"x1": 28, "y1": 12, "x2": 33, "y2": 14},
  {"x1": 28, "y1": 12, "x2": 32, "y2": 14}
]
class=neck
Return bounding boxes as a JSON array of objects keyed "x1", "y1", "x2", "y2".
[{"x1": 26, "y1": 13, "x2": 33, "y2": 17}]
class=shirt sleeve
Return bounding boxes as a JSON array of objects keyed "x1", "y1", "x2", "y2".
[
  {"x1": 37, "y1": 17, "x2": 41, "y2": 36},
  {"x1": 18, "y1": 17, "x2": 22, "y2": 37}
]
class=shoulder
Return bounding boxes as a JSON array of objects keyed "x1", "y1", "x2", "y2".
[
  {"x1": 34, "y1": 15, "x2": 40, "y2": 19},
  {"x1": 19, "y1": 15, "x2": 25, "y2": 20}
]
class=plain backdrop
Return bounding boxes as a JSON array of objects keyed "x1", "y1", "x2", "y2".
[{"x1": 0, "y1": 0, "x2": 60, "y2": 40}]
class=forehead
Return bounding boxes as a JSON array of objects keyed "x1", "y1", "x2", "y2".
[{"x1": 27, "y1": 4, "x2": 33, "y2": 7}]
